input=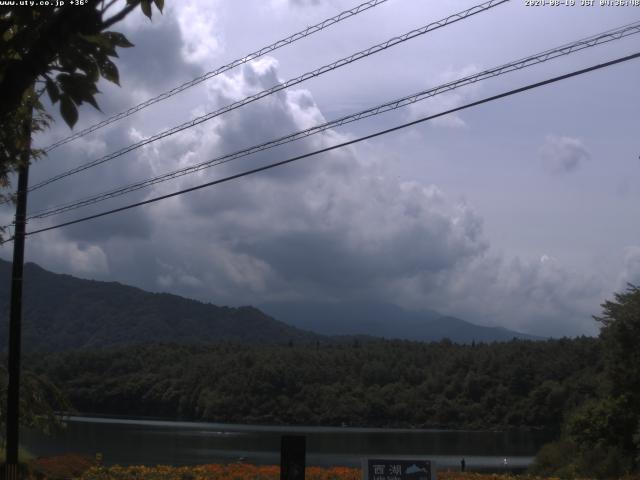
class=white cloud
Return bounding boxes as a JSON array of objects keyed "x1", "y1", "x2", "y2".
[
  {"x1": 172, "y1": 0, "x2": 222, "y2": 65},
  {"x1": 539, "y1": 135, "x2": 590, "y2": 173},
  {"x1": 25, "y1": 234, "x2": 110, "y2": 278},
  {"x1": 407, "y1": 64, "x2": 481, "y2": 128},
  {"x1": 617, "y1": 246, "x2": 640, "y2": 288},
  {"x1": 406, "y1": 253, "x2": 605, "y2": 336}
]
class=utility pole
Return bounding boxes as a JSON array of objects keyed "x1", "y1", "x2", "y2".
[{"x1": 4, "y1": 95, "x2": 32, "y2": 480}]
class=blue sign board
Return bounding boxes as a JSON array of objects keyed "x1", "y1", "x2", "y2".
[{"x1": 363, "y1": 458, "x2": 434, "y2": 480}]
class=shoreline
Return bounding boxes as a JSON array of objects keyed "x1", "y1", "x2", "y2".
[{"x1": 59, "y1": 413, "x2": 552, "y2": 434}]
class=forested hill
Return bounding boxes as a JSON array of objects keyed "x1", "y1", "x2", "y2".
[
  {"x1": 27, "y1": 337, "x2": 602, "y2": 429},
  {"x1": 1, "y1": 259, "x2": 541, "y2": 350},
  {"x1": 0, "y1": 259, "x2": 321, "y2": 351}
]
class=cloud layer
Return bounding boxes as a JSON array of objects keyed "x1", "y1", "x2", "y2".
[{"x1": 2, "y1": 1, "x2": 639, "y2": 339}]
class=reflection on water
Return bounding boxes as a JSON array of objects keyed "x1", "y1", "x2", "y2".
[{"x1": 22, "y1": 416, "x2": 553, "y2": 470}]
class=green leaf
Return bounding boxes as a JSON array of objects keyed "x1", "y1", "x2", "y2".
[
  {"x1": 62, "y1": 44, "x2": 101, "y2": 82},
  {"x1": 84, "y1": 59, "x2": 100, "y2": 83},
  {"x1": 60, "y1": 96, "x2": 78, "y2": 128},
  {"x1": 78, "y1": 33, "x2": 111, "y2": 49},
  {"x1": 84, "y1": 94, "x2": 100, "y2": 111},
  {"x1": 153, "y1": 0, "x2": 164, "y2": 13},
  {"x1": 45, "y1": 78, "x2": 59, "y2": 104},
  {"x1": 79, "y1": 33, "x2": 119, "y2": 57},
  {"x1": 103, "y1": 31, "x2": 134, "y2": 48},
  {"x1": 99, "y1": 58, "x2": 120, "y2": 86},
  {"x1": 58, "y1": 72, "x2": 92, "y2": 96},
  {"x1": 140, "y1": 0, "x2": 152, "y2": 19},
  {"x1": 59, "y1": 53, "x2": 75, "y2": 71},
  {"x1": 58, "y1": 73, "x2": 101, "y2": 111}
]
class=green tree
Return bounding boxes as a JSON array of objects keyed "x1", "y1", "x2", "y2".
[
  {"x1": 0, "y1": 0, "x2": 164, "y2": 209},
  {"x1": 0, "y1": 365, "x2": 72, "y2": 443},
  {"x1": 564, "y1": 397, "x2": 636, "y2": 478},
  {"x1": 0, "y1": 0, "x2": 164, "y2": 438},
  {"x1": 595, "y1": 284, "x2": 640, "y2": 405},
  {"x1": 532, "y1": 284, "x2": 640, "y2": 478},
  {"x1": 589, "y1": 284, "x2": 640, "y2": 473}
]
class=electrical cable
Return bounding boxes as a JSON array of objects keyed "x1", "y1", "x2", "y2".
[
  {"x1": 42, "y1": 0, "x2": 391, "y2": 152},
  {"x1": 0, "y1": 50, "x2": 635, "y2": 245},
  {"x1": 23, "y1": 20, "x2": 640, "y2": 221},
  {"x1": 26, "y1": 0, "x2": 508, "y2": 193}
]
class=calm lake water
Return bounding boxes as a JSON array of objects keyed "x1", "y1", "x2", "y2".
[{"x1": 22, "y1": 416, "x2": 554, "y2": 471}]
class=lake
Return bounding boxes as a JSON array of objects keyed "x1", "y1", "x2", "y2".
[{"x1": 22, "y1": 416, "x2": 554, "y2": 471}]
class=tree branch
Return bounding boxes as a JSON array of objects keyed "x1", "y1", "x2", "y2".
[
  {"x1": 0, "y1": 1, "x2": 102, "y2": 122},
  {"x1": 102, "y1": 2, "x2": 139, "y2": 29},
  {"x1": 101, "y1": 0, "x2": 120, "y2": 14}
]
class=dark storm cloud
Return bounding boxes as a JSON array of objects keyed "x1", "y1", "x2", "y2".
[
  {"x1": 63, "y1": 208, "x2": 154, "y2": 242},
  {"x1": 24, "y1": 124, "x2": 156, "y2": 243},
  {"x1": 4, "y1": 0, "x2": 637, "y2": 339},
  {"x1": 19, "y1": 11, "x2": 205, "y2": 247},
  {"x1": 26, "y1": 56, "x2": 604, "y2": 337},
  {"x1": 235, "y1": 211, "x2": 485, "y2": 298},
  {"x1": 116, "y1": 14, "x2": 203, "y2": 93},
  {"x1": 73, "y1": 56, "x2": 488, "y2": 308}
]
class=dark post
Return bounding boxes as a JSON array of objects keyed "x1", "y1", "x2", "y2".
[
  {"x1": 281, "y1": 435, "x2": 306, "y2": 480},
  {"x1": 4, "y1": 98, "x2": 32, "y2": 479}
]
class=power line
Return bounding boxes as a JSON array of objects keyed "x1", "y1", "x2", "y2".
[
  {"x1": 42, "y1": 0, "x2": 390, "y2": 153},
  {"x1": 27, "y1": 0, "x2": 509, "y2": 193},
  {"x1": 23, "y1": 20, "x2": 640, "y2": 221},
  {"x1": 2, "y1": 50, "x2": 635, "y2": 244}
]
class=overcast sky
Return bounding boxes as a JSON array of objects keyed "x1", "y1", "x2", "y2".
[{"x1": 1, "y1": 0, "x2": 639, "y2": 337}]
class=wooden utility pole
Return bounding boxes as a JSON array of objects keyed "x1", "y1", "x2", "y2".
[
  {"x1": 4, "y1": 96, "x2": 32, "y2": 480},
  {"x1": 281, "y1": 435, "x2": 306, "y2": 480}
]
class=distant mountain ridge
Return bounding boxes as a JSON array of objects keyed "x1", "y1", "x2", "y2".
[
  {"x1": 0, "y1": 259, "x2": 320, "y2": 352},
  {"x1": 259, "y1": 300, "x2": 542, "y2": 343},
  {"x1": 0, "y1": 259, "x2": 541, "y2": 352}
]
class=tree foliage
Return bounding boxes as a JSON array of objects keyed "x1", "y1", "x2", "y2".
[
  {"x1": 27, "y1": 337, "x2": 602, "y2": 430},
  {"x1": 0, "y1": 0, "x2": 164, "y2": 434},
  {"x1": 595, "y1": 284, "x2": 640, "y2": 404},
  {"x1": 0, "y1": 364, "x2": 73, "y2": 442},
  {"x1": 532, "y1": 284, "x2": 640, "y2": 478},
  {"x1": 0, "y1": 0, "x2": 163, "y2": 207}
]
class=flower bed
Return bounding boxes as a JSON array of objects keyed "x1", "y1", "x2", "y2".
[
  {"x1": 77, "y1": 465, "x2": 557, "y2": 480},
  {"x1": 79, "y1": 464, "x2": 360, "y2": 480},
  {"x1": 26, "y1": 458, "x2": 640, "y2": 480},
  {"x1": 28, "y1": 453, "x2": 97, "y2": 479}
]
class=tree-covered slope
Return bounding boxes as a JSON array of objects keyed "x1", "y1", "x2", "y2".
[
  {"x1": 28, "y1": 337, "x2": 602, "y2": 429},
  {"x1": 0, "y1": 259, "x2": 320, "y2": 351}
]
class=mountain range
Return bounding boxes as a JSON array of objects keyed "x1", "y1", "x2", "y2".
[
  {"x1": 0, "y1": 258, "x2": 539, "y2": 351},
  {"x1": 260, "y1": 300, "x2": 542, "y2": 343},
  {"x1": 0, "y1": 259, "x2": 318, "y2": 351}
]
